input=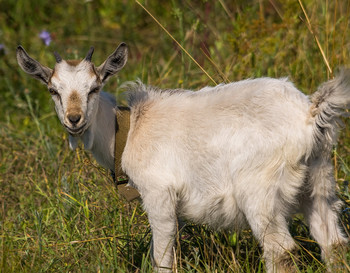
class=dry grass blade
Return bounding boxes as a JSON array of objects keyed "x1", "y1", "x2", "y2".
[
  {"x1": 135, "y1": 0, "x2": 217, "y2": 85},
  {"x1": 298, "y1": 0, "x2": 333, "y2": 76}
]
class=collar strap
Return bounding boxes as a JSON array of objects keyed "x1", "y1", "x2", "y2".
[
  {"x1": 115, "y1": 107, "x2": 140, "y2": 201},
  {"x1": 116, "y1": 176, "x2": 129, "y2": 185},
  {"x1": 110, "y1": 171, "x2": 129, "y2": 185}
]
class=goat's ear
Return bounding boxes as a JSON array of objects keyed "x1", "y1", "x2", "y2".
[
  {"x1": 97, "y1": 43, "x2": 128, "y2": 83},
  {"x1": 16, "y1": 46, "x2": 52, "y2": 85}
]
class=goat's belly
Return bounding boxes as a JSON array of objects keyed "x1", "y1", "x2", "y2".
[{"x1": 178, "y1": 190, "x2": 247, "y2": 230}]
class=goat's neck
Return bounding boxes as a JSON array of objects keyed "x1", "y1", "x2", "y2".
[{"x1": 69, "y1": 92, "x2": 116, "y2": 170}]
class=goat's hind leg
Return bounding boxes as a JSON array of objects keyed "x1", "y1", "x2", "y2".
[
  {"x1": 244, "y1": 163, "x2": 307, "y2": 272},
  {"x1": 244, "y1": 191, "x2": 299, "y2": 272},
  {"x1": 303, "y1": 158, "x2": 348, "y2": 270},
  {"x1": 247, "y1": 211, "x2": 298, "y2": 273}
]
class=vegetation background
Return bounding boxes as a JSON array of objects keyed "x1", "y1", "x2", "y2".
[{"x1": 0, "y1": 0, "x2": 349, "y2": 272}]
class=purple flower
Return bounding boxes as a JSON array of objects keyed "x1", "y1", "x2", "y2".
[
  {"x1": 0, "y1": 44, "x2": 5, "y2": 55},
  {"x1": 39, "y1": 30, "x2": 51, "y2": 46}
]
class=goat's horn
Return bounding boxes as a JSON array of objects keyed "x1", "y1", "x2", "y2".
[
  {"x1": 53, "y1": 51, "x2": 62, "y2": 63},
  {"x1": 85, "y1": 46, "x2": 94, "y2": 62}
]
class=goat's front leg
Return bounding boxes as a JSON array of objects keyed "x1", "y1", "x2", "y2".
[{"x1": 143, "y1": 191, "x2": 177, "y2": 272}]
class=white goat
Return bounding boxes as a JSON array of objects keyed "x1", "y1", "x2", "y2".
[{"x1": 17, "y1": 44, "x2": 350, "y2": 273}]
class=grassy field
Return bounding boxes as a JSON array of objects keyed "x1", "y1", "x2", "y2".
[{"x1": 1, "y1": 0, "x2": 350, "y2": 272}]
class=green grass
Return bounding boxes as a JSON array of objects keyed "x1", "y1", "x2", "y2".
[{"x1": 1, "y1": 0, "x2": 350, "y2": 272}]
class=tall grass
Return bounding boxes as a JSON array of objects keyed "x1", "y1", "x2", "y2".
[{"x1": 1, "y1": 0, "x2": 349, "y2": 272}]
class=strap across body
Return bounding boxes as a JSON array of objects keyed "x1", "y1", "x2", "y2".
[{"x1": 113, "y1": 107, "x2": 140, "y2": 201}]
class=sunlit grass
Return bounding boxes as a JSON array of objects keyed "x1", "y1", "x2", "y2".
[{"x1": 1, "y1": 0, "x2": 350, "y2": 272}]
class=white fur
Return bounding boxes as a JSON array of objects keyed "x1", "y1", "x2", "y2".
[{"x1": 49, "y1": 61, "x2": 99, "y2": 131}]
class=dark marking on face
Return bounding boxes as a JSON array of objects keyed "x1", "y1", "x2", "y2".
[
  {"x1": 67, "y1": 90, "x2": 83, "y2": 119},
  {"x1": 66, "y1": 60, "x2": 81, "y2": 66}
]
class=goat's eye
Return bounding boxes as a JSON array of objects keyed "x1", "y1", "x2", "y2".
[
  {"x1": 88, "y1": 87, "x2": 100, "y2": 97},
  {"x1": 49, "y1": 88, "x2": 58, "y2": 96}
]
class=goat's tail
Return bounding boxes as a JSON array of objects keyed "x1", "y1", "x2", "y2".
[
  {"x1": 306, "y1": 71, "x2": 350, "y2": 249},
  {"x1": 310, "y1": 69, "x2": 350, "y2": 153}
]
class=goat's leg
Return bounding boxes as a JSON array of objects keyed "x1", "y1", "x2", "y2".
[
  {"x1": 247, "y1": 212, "x2": 298, "y2": 273},
  {"x1": 143, "y1": 191, "x2": 177, "y2": 272},
  {"x1": 242, "y1": 162, "x2": 306, "y2": 273},
  {"x1": 303, "y1": 158, "x2": 348, "y2": 269}
]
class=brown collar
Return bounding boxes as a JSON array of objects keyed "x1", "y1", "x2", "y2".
[{"x1": 115, "y1": 107, "x2": 140, "y2": 201}]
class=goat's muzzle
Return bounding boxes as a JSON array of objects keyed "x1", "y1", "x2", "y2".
[{"x1": 64, "y1": 112, "x2": 87, "y2": 136}]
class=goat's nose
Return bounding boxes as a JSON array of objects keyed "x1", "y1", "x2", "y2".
[{"x1": 68, "y1": 114, "x2": 81, "y2": 125}]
